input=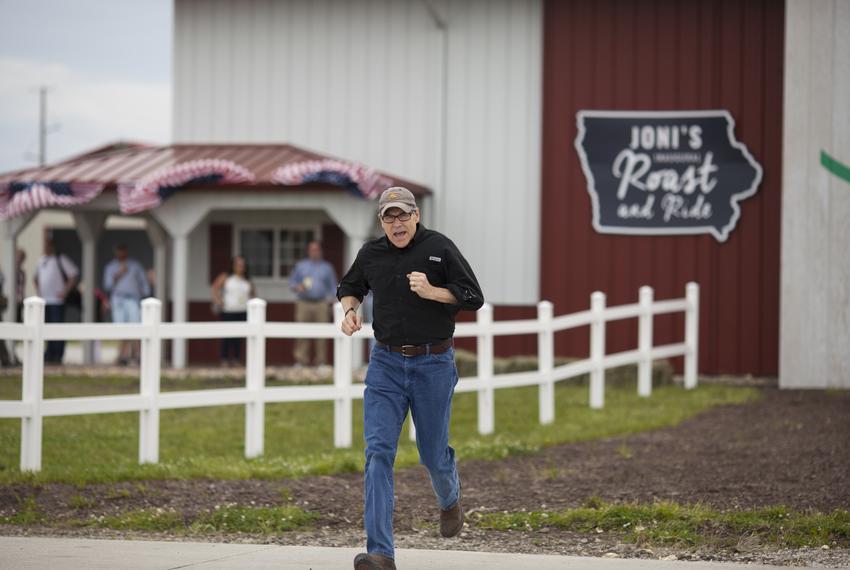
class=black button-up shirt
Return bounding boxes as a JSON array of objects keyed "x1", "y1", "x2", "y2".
[{"x1": 337, "y1": 224, "x2": 484, "y2": 346}]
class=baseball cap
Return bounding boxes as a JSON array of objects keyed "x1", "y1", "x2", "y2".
[{"x1": 378, "y1": 187, "x2": 417, "y2": 216}]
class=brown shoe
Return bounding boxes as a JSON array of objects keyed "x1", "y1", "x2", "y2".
[
  {"x1": 353, "y1": 552, "x2": 396, "y2": 570},
  {"x1": 440, "y1": 495, "x2": 464, "y2": 538}
]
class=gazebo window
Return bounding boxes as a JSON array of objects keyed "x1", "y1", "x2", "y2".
[
  {"x1": 240, "y1": 229, "x2": 274, "y2": 277},
  {"x1": 279, "y1": 229, "x2": 316, "y2": 276},
  {"x1": 236, "y1": 225, "x2": 320, "y2": 280}
]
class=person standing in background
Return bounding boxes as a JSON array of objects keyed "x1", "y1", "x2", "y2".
[
  {"x1": 35, "y1": 236, "x2": 79, "y2": 364},
  {"x1": 211, "y1": 255, "x2": 255, "y2": 367},
  {"x1": 103, "y1": 244, "x2": 150, "y2": 365},
  {"x1": 288, "y1": 241, "x2": 337, "y2": 368},
  {"x1": 15, "y1": 248, "x2": 26, "y2": 324},
  {"x1": 0, "y1": 269, "x2": 13, "y2": 366}
]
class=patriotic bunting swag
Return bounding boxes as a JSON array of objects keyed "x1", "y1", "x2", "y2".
[
  {"x1": 271, "y1": 159, "x2": 392, "y2": 200},
  {"x1": 0, "y1": 181, "x2": 105, "y2": 220},
  {"x1": 118, "y1": 159, "x2": 255, "y2": 214},
  {"x1": 0, "y1": 151, "x2": 410, "y2": 220}
]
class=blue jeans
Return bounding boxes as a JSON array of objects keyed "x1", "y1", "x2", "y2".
[
  {"x1": 44, "y1": 303, "x2": 65, "y2": 363},
  {"x1": 110, "y1": 295, "x2": 141, "y2": 323},
  {"x1": 219, "y1": 311, "x2": 247, "y2": 360},
  {"x1": 363, "y1": 344, "x2": 460, "y2": 559}
]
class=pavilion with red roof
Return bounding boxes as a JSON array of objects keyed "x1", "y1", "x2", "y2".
[{"x1": 0, "y1": 143, "x2": 429, "y2": 367}]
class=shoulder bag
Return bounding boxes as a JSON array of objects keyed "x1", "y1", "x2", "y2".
[{"x1": 57, "y1": 256, "x2": 82, "y2": 308}]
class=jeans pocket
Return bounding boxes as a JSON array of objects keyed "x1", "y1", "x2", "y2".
[{"x1": 430, "y1": 346, "x2": 455, "y2": 362}]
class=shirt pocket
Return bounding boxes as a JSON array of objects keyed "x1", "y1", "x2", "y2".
[
  {"x1": 364, "y1": 258, "x2": 400, "y2": 296},
  {"x1": 424, "y1": 258, "x2": 447, "y2": 287}
]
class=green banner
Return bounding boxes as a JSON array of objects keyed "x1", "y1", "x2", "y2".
[{"x1": 821, "y1": 150, "x2": 850, "y2": 184}]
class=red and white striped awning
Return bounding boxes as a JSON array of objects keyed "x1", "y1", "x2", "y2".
[
  {"x1": 118, "y1": 159, "x2": 255, "y2": 214},
  {"x1": 0, "y1": 143, "x2": 430, "y2": 219},
  {"x1": 0, "y1": 181, "x2": 105, "y2": 220},
  {"x1": 271, "y1": 159, "x2": 392, "y2": 200}
]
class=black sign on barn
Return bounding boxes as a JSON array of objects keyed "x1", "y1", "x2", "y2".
[{"x1": 574, "y1": 110, "x2": 762, "y2": 242}]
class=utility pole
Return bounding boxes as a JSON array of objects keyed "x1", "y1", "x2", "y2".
[{"x1": 38, "y1": 86, "x2": 47, "y2": 167}]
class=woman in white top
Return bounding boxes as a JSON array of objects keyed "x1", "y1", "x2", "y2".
[{"x1": 211, "y1": 255, "x2": 255, "y2": 366}]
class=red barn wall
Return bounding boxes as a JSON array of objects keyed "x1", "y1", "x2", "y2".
[{"x1": 540, "y1": 0, "x2": 784, "y2": 375}]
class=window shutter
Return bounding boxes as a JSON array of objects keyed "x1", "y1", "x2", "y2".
[{"x1": 209, "y1": 224, "x2": 233, "y2": 282}]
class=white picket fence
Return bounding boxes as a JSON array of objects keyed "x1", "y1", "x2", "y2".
[{"x1": 0, "y1": 283, "x2": 699, "y2": 473}]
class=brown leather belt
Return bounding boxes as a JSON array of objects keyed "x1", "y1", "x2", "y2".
[{"x1": 376, "y1": 339, "x2": 453, "y2": 357}]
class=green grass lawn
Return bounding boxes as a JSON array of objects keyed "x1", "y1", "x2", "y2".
[
  {"x1": 2, "y1": 494, "x2": 319, "y2": 535},
  {"x1": 0, "y1": 374, "x2": 757, "y2": 484},
  {"x1": 476, "y1": 501, "x2": 850, "y2": 549}
]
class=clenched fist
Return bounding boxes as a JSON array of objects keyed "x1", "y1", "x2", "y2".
[
  {"x1": 341, "y1": 309, "x2": 362, "y2": 336},
  {"x1": 407, "y1": 271, "x2": 435, "y2": 300}
]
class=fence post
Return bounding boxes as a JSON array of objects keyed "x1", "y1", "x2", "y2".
[
  {"x1": 590, "y1": 292, "x2": 606, "y2": 409},
  {"x1": 333, "y1": 303, "x2": 353, "y2": 448},
  {"x1": 139, "y1": 298, "x2": 162, "y2": 464},
  {"x1": 638, "y1": 286, "x2": 654, "y2": 397},
  {"x1": 685, "y1": 282, "x2": 700, "y2": 389},
  {"x1": 477, "y1": 303, "x2": 494, "y2": 435},
  {"x1": 537, "y1": 301, "x2": 554, "y2": 424},
  {"x1": 20, "y1": 297, "x2": 45, "y2": 472},
  {"x1": 245, "y1": 298, "x2": 267, "y2": 458}
]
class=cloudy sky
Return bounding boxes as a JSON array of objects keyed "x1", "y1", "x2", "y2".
[{"x1": 0, "y1": 0, "x2": 172, "y2": 173}]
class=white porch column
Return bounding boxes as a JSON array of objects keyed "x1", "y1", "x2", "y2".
[
  {"x1": 152, "y1": 197, "x2": 211, "y2": 370},
  {"x1": 72, "y1": 212, "x2": 106, "y2": 364},
  {"x1": 0, "y1": 214, "x2": 33, "y2": 325},
  {"x1": 1, "y1": 215, "x2": 34, "y2": 365},
  {"x1": 325, "y1": 202, "x2": 375, "y2": 372},
  {"x1": 1, "y1": 224, "x2": 17, "y2": 326},
  {"x1": 344, "y1": 234, "x2": 367, "y2": 273},
  {"x1": 324, "y1": 201, "x2": 374, "y2": 270},
  {"x1": 145, "y1": 217, "x2": 169, "y2": 304},
  {"x1": 171, "y1": 233, "x2": 188, "y2": 368},
  {"x1": 344, "y1": 234, "x2": 369, "y2": 370}
]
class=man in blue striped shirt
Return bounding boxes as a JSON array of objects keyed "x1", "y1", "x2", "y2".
[
  {"x1": 103, "y1": 244, "x2": 150, "y2": 365},
  {"x1": 289, "y1": 241, "x2": 338, "y2": 366}
]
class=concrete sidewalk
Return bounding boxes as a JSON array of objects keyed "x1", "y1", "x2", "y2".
[{"x1": 0, "y1": 537, "x2": 786, "y2": 569}]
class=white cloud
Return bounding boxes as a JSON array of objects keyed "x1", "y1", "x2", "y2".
[{"x1": 0, "y1": 56, "x2": 171, "y2": 173}]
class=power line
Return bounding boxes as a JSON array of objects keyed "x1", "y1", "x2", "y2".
[{"x1": 39, "y1": 86, "x2": 47, "y2": 167}]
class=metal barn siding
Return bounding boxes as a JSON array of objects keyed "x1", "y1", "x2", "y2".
[
  {"x1": 540, "y1": 0, "x2": 784, "y2": 375},
  {"x1": 173, "y1": 0, "x2": 543, "y2": 305}
]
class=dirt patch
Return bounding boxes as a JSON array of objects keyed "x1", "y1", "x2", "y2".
[
  {"x1": 451, "y1": 387, "x2": 850, "y2": 514},
  {"x1": 2, "y1": 387, "x2": 849, "y2": 565}
]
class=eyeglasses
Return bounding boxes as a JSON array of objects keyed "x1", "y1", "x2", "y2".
[{"x1": 380, "y1": 211, "x2": 413, "y2": 224}]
